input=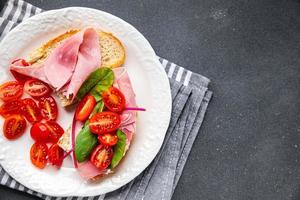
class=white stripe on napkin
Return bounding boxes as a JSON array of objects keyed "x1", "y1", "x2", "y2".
[
  {"x1": 0, "y1": 19, "x2": 14, "y2": 39},
  {"x1": 1, "y1": 0, "x2": 14, "y2": 19},
  {"x1": 175, "y1": 67, "x2": 184, "y2": 82},
  {"x1": 167, "y1": 63, "x2": 176, "y2": 78},
  {"x1": 11, "y1": 0, "x2": 23, "y2": 22},
  {"x1": 183, "y1": 70, "x2": 192, "y2": 86},
  {"x1": 23, "y1": 2, "x2": 32, "y2": 19}
]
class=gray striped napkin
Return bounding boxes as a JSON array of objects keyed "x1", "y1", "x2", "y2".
[{"x1": 0, "y1": 0, "x2": 213, "y2": 200}]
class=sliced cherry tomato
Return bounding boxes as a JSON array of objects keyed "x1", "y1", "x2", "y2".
[
  {"x1": 10, "y1": 59, "x2": 31, "y2": 83},
  {"x1": 75, "y1": 95, "x2": 96, "y2": 122},
  {"x1": 3, "y1": 114, "x2": 26, "y2": 140},
  {"x1": 30, "y1": 122, "x2": 50, "y2": 142},
  {"x1": 24, "y1": 79, "x2": 51, "y2": 98},
  {"x1": 90, "y1": 144, "x2": 113, "y2": 170},
  {"x1": 30, "y1": 142, "x2": 48, "y2": 169},
  {"x1": 45, "y1": 121, "x2": 64, "y2": 143},
  {"x1": 0, "y1": 100, "x2": 24, "y2": 117},
  {"x1": 21, "y1": 98, "x2": 42, "y2": 123},
  {"x1": 98, "y1": 133, "x2": 118, "y2": 146},
  {"x1": 102, "y1": 87, "x2": 126, "y2": 112},
  {"x1": 48, "y1": 144, "x2": 64, "y2": 167},
  {"x1": 89, "y1": 112, "x2": 121, "y2": 134},
  {"x1": 38, "y1": 96, "x2": 58, "y2": 121},
  {"x1": 0, "y1": 81, "x2": 23, "y2": 101}
]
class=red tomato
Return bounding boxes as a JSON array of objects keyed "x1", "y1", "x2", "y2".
[
  {"x1": 3, "y1": 114, "x2": 26, "y2": 140},
  {"x1": 0, "y1": 100, "x2": 23, "y2": 117},
  {"x1": 90, "y1": 144, "x2": 113, "y2": 170},
  {"x1": 45, "y1": 121, "x2": 64, "y2": 143},
  {"x1": 48, "y1": 144, "x2": 64, "y2": 167},
  {"x1": 38, "y1": 96, "x2": 58, "y2": 121},
  {"x1": 21, "y1": 98, "x2": 42, "y2": 123},
  {"x1": 24, "y1": 79, "x2": 51, "y2": 98},
  {"x1": 30, "y1": 142, "x2": 48, "y2": 169},
  {"x1": 75, "y1": 95, "x2": 96, "y2": 122},
  {"x1": 0, "y1": 81, "x2": 23, "y2": 101},
  {"x1": 10, "y1": 59, "x2": 31, "y2": 83},
  {"x1": 89, "y1": 112, "x2": 121, "y2": 134},
  {"x1": 102, "y1": 87, "x2": 126, "y2": 112},
  {"x1": 30, "y1": 122, "x2": 50, "y2": 142},
  {"x1": 98, "y1": 133, "x2": 118, "y2": 146}
]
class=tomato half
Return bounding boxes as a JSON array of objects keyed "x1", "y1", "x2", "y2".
[
  {"x1": 38, "y1": 96, "x2": 58, "y2": 121},
  {"x1": 24, "y1": 79, "x2": 51, "y2": 98},
  {"x1": 90, "y1": 144, "x2": 113, "y2": 170},
  {"x1": 21, "y1": 98, "x2": 42, "y2": 123},
  {"x1": 89, "y1": 112, "x2": 121, "y2": 134},
  {"x1": 3, "y1": 114, "x2": 27, "y2": 140},
  {"x1": 48, "y1": 144, "x2": 64, "y2": 167},
  {"x1": 45, "y1": 121, "x2": 64, "y2": 143},
  {"x1": 30, "y1": 142, "x2": 48, "y2": 169},
  {"x1": 0, "y1": 81, "x2": 23, "y2": 101},
  {"x1": 75, "y1": 95, "x2": 96, "y2": 122},
  {"x1": 98, "y1": 133, "x2": 118, "y2": 146},
  {"x1": 0, "y1": 100, "x2": 23, "y2": 117},
  {"x1": 102, "y1": 87, "x2": 126, "y2": 112},
  {"x1": 30, "y1": 122, "x2": 50, "y2": 142}
]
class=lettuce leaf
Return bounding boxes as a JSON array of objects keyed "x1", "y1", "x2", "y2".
[
  {"x1": 75, "y1": 125, "x2": 97, "y2": 163},
  {"x1": 110, "y1": 130, "x2": 127, "y2": 169},
  {"x1": 76, "y1": 67, "x2": 114, "y2": 101}
]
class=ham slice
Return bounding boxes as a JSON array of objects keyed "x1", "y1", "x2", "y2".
[
  {"x1": 10, "y1": 61, "x2": 49, "y2": 84},
  {"x1": 66, "y1": 28, "x2": 101, "y2": 100},
  {"x1": 113, "y1": 67, "x2": 137, "y2": 144},
  {"x1": 43, "y1": 31, "x2": 83, "y2": 89},
  {"x1": 77, "y1": 161, "x2": 110, "y2": 180},
  {"x1": 10, "y1": 28, "x2": 101, "y2": 99}
]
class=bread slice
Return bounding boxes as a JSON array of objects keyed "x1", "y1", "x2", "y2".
[
  {"x1": 57, "y1": 126, "x2": 72, "y2": 152},
  {"x1": 97, "y1": 31, "x2": 126, "y2": 68},
  {"x1": 28, "y1": 29, "x2": 126, "y2": 68},
  {"x1": 27, "y1": 29, "x2": 126, "y2": 106}
]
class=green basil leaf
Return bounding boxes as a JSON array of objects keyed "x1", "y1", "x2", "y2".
[
  {"x1": 89, "y1": 67, "x2": 114, "y2": 100},
  {"x1": 75, "y1": 125, "x2": 98, "y2": 163},
  {"x1": 110, "y1": 130, "x2": 127, "y2": 169},
  {"x1": 92, "y1": 92, "x2": 102, "y2": 102},
  {"x1": 77, "y1": 67, "x2": 114, "y2": 101},
  {"x1": 91, "y1": 84, "x2": 111, "y2": 95},
  {"x1": 90, "y1": 100, "x2": 104, "y2": 117}
]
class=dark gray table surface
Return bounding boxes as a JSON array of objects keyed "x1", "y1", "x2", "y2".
[{"x1": 1, "y1": 0, "x2": 300, "y2": 200}]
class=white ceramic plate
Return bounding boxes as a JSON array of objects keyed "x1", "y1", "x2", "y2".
[{"x1": 0, "y1": 7, "x2": 171, "y2": 197}]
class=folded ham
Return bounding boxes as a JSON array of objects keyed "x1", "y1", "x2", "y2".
[
  {"x1": 65, "y1": 28, "x2": 101, "y2": 99},
  {"x1": 10, "y1": 60, "x2": 49, "y2": 84},
  {"x1": 113, "y1": 67, "x2": 137, "y2": 146},
  {"x1": 10, "y1": 28, "x2": 101, "y2": 100},
  {"x1": 77, "y1": 161, "x2": 111, "y2": 180}
]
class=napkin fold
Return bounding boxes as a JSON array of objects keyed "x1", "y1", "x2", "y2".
[{"x1": 0, "y1": 0, "x2": 213, "y2": 199}]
